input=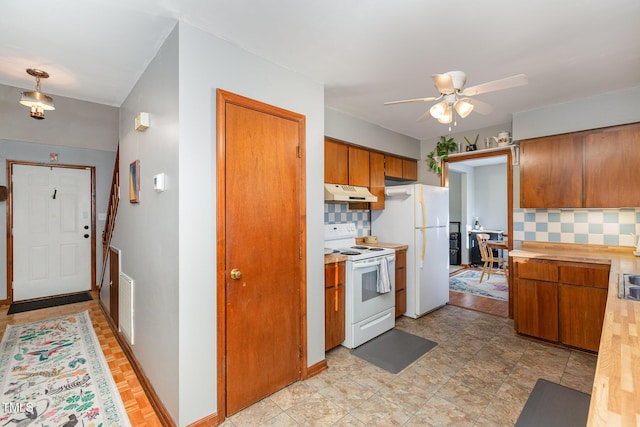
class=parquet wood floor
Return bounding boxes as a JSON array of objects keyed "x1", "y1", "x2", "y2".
[{"x1": 0, "y1": 293, "x2": 163, "y2": 426}]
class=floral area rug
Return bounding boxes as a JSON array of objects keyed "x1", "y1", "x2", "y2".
[
  {"x1": 0, "y1": 311, "x2": 130, "y2": 426},
  {"x1": 449, "y1": 268, "x2": 508, "y2": 301}
]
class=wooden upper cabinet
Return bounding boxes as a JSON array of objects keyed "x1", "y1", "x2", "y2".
[
  {"x1": 402, "y1": 159, "x2": 418, "y2": 181},
  {"x1": 385, "y1": 155, "x2": 418, "y2": 181},
  {"x1": 348, "y1": 146, "x2": 370, "y2": 187},
  {"x1": 324, "y1": 139, "x2": 348, "y2": 185},
  {"x1": 519, "y1": 135, "x2": 583, "y2": 208},
  {"x1": 520, "y1": 123, "x2": 640, "y2": 208},
  {"x1": 385, "y1": 155, "x2": 403, "y2": 179},
  {"x1": 369, "y1": 152, "x2": 385, "y2": 210},
  {"x1": 584, "y1": 123, "x2": 640, "y2": 207}
]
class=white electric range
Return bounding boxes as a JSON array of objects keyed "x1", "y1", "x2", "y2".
[{"x1": 324, "y1": 223, "x2": 395, "y2": 348}]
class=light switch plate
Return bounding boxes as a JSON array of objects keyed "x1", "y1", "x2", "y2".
[{"x1": 153, "y1": 173, "x2": 165, "y2": 192}]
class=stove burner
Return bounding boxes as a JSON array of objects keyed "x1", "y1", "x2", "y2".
[
  {"x1": 368, "y1": 247, "x2": 385, "y2": 251},
  {"x1": 341, "y1": 251, "x2": 361, "y2": 256},
  {"x1": 352, "y1": 246, "x2": 368, "y2": 250}
]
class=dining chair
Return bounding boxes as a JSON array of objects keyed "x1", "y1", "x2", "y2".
[{"x1": 476, "y1": 233, "x2": 508, "y2": 283}]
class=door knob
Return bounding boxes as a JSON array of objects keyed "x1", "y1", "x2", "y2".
[
  {"x1": 83, "y1": 234, "x2": 90, "y2": 239},
  {"x1": 230, "y1": 268, "x2": 242, "y2": 280}
]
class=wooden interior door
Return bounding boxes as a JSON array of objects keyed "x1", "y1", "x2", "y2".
[
  {"x1": 109, "y1": 246, "x2": 120, "y2": 327},
  {"x1": 217, "y1": 90, "x2": 306, "y2": 416}
]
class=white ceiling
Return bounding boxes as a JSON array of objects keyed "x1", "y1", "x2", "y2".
[{"x1": 2, "y1": 0, "x2": 639, "y2": 141}]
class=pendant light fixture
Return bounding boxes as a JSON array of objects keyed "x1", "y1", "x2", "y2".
[{"x1": 20, "y1": 68, "x2": 55, "y2": 120}]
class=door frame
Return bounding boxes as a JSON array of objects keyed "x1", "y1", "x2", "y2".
[
  {"x1": 441, "y1": 148, "x2": 514, "y2": 316},
  {"x1": 109, "y1": 245, "x2": 121, "y2": 327},
  {"x1": 6, "y1": 160, "x2": 97, "y2": 304},
  {"x1": 215, "y1": 89, "x2": 308, "y2": 420}
]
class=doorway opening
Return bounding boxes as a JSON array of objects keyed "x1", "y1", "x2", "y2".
[{"x1": 442, "y1": 148, "x2": 513, "y2": 318}]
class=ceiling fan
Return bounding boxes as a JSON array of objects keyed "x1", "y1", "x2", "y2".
[{"x1": 384, "y1": 71, "x2": 528, "y2": 125}]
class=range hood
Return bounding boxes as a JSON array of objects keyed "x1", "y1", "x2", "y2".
[{"x1": 324, "y1": 183, "x2": 378, "y2": 203}]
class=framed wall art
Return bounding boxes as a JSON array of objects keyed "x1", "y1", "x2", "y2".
[{"x1": 129, "y1": 160, "x2": 140, "y2": 203}]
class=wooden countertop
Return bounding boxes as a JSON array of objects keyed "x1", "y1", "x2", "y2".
[
  {"x1": 354, "y1": 238, "x2": 409, "y2": 251},
  {"x1": 324, "y1": 253, "x2": 347, "y2": 264},
  {"x1": 510, "y1": 241, "x2": 640, "y2": 426},
  {"x1": 324, "y1": 241, "x2": 408, "y2": 265}
]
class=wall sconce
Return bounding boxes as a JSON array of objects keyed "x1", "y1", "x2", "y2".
[{"x1": 20, "y1": 69, "x2": 55, "y2": 120}]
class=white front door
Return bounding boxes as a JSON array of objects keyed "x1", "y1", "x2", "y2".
[{"x1": 12, "y1": 164, "x2": 92, "y2": 301}]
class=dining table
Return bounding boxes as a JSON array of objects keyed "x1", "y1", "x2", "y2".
[{"x1": 486, "y1": 239, "x2": 508, "y2": 258}]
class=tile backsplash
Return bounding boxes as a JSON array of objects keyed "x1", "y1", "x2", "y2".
[
  {"x1": 325, "y1": 205, "x2": 640, "y2": 246},
  {"x1": 324, "y1": 203, "x2": 370, "y2": 237},
  {"x1": 513, "y1": 208, "x2": 640, "y2": 246}
]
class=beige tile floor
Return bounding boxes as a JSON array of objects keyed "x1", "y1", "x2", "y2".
[{"x1": 222, "y1": 304, "x2": 596, "y2": 426}]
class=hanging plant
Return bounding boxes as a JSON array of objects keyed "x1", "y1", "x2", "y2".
[{"x1": 427, "y1": 136, "x2": 457, "y2": 174}]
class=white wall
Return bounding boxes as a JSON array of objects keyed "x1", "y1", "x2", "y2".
[
  {"x1": 111, "y1": 25, "x2": 180, "y2": 420},
  {"x1": 177, "y1": 23, "x2": 325, "y2": 426},
  {"x1": 325, "y1": 107, "x2": 420, "y2": 158},
  {"x1": 448, "y1": 172, "x2": 462, "y2": 223},
  {"x1": 0, "y1": 84, "x2": 118, "y2": 152},
  {"x1": 473, "y1": 163, "x2": 508, "y2": 231},
  {"x1": 513, "y1": 86, "x2": 640, "y2": 140}
]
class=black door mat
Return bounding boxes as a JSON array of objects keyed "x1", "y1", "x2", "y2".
[
  {"x1": 352, "y1": 329, "x2": 438, "y2": 374},
  {"x1": 7, "y1": 292, "x2": 93, "y2": 315},
  {"x1": 515, "y1": 379, "x2": 591, "y2": 427}
]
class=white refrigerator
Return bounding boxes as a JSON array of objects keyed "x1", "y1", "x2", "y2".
[{"x1": 371, "y1": 184, "x2": 449, "y2": 318}]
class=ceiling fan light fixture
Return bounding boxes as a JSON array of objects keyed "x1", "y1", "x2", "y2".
[
  {"x1": 437, "y1": 106, "x2": 452, "y2": 124},
  {"x1": 454, "y1": 98, "x2": 474, "y2": 118},
  {"x1": 429, "y1": 101, "x2": 447, "y2": 119},
  {"x1": 20, "y1": 69, "x2": 55, "y2": 119}
]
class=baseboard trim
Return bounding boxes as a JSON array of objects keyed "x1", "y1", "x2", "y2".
[
  {"x1": 98, "y1": 300, "x2": 176, "y2": 426},
  {"x1": 306, "y1": 359, "x2": 328, "y2": 378},
  {"x1": 187, "y1": 412, "x2": 218, "y2": 427}
]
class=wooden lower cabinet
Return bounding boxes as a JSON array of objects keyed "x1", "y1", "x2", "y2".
[
  {"x1": 395, "y1": 249, "x2": 407, "y2": 317},
  {"x1": 513, "y1": 258, "x2": 610, "y2": 352},
  {"x1": 515, "y1": 278, "x2": 559, "y2": 342},
  {"x1": 325, "y1": 261, "x2": 345, "y2": 351},
  {"x1": 559, "y1": 284, "x2": 607, "y2": 352}
]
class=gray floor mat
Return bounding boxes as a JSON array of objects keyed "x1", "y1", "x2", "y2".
[
  {"x1": 351, "y1": 329, "x2": 437, "y2": 374},
  {"x1": 515, "y1": 379, "x2": 591, "y2": 427}
]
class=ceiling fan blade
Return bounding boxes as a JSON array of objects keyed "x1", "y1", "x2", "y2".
[
  {"x1": 384, "y1": 96, "x2": 439, "y2": 105},
  {"x1": 432, "y1": 74, "x2": 455, "y2": 94},
  {"x1": 462, "y1": 74, "x2": 528, "y2": 96},
  {"x1": 468, "y1": 98, "x2": 495, "y2": 115},
  {"x1": 416, "y1": 109, "x2": 432, "y2": 122}
]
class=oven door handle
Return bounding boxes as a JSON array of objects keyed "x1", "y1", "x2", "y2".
[{"x1": 352, "y1": 260, "x2": 381, "y2": 269}]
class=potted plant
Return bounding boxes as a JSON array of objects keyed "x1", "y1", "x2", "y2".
[
  {"x1": 464, "y1": 134, "x2": 479, "y2": 151},
  {"x1": 427, "y1": 136, "x2": 457, "y2": 174}
]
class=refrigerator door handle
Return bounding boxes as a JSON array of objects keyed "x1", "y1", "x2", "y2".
[
  {"x1": 418, "y1": 226, "x2": 426, "y2": 268},
  {"x1": 418, "y1": 184, "x2": 426, "y2": 229}
]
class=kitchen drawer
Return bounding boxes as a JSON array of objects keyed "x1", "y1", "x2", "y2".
[
  {"x1": 559, "y1": 264, "x2": 610, "y2": 289},
  {"x1": 515, "y1": 260, "x2": 558, "y2": 282},
  {"x1": 325, "y1": 261, "x2": 345, "y2": 288}
]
